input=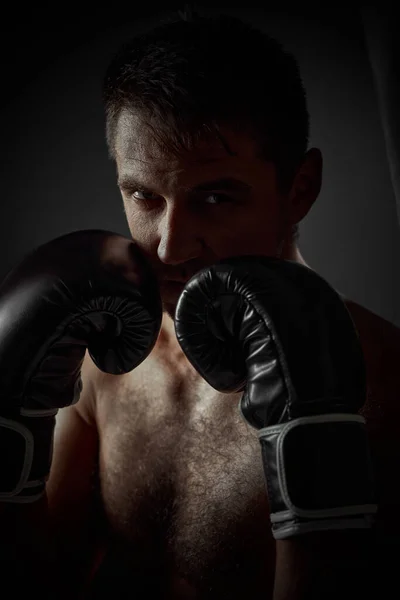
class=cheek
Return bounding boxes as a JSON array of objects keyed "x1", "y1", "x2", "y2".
[
  {"x1": 206, "y1": 205, "x2": 284, "y2": 257},
  {"x1": 124, "y1": 205, "x2": 158, "y2": 253}
]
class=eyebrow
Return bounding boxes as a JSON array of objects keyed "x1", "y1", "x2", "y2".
[
  {"x1": 192, "y1": 178, "x2": 252, "y2": 192},
  {"x1": 117, "y1": 176, "x2": 252, "y2": 193}
]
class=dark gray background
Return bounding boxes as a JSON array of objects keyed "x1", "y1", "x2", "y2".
[{"x1": 1, "y1": 2, "x2": 399, "y2": 325}]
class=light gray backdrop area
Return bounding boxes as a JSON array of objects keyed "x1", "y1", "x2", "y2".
[{"x1": 1, "y1": 3, "x2": 399, "y2": 326}]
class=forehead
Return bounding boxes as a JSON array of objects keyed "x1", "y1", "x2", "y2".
[{"x1": 114, "y1": 109, "x2": 264, "y2": 189}]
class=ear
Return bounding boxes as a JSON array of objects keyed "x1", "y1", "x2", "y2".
[{"x1": 286, "y1": 148, "x2": 323, "y2": 225}]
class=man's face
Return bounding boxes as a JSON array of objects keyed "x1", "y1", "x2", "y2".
[{"x1": 115, "y1": 111, "x2": 298, "y2": 317}]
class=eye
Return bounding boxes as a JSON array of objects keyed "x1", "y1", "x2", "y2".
[
  {"x1": 132, "y1": 190, "x2": 160, "y2": 202},
  {"x1": 203, "y1": 193, "x2": 232, "y2": 205},
  {"x1": 129, "y1": 189, "x2": 162, "y2": 211}
]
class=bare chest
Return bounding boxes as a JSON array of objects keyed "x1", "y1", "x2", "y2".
[
  {"x1": 90, "y1": 308, "x2": 400, "y2": 597},
  {"x1": 93, "y1": 357, "x2": 275, "y2": 597}
]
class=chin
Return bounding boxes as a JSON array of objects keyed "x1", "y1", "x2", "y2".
[
  {"x1": 160, "y1": 281, "x2": 186, "y2": 319},
  {"x1": 162, "y1": 302, "x2": 178, "y2": 320}
]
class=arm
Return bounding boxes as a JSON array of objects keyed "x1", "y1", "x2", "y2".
[
  {"x1": 273, "y1": 413, "x2": 400, "y2": 599},
  {"x1": 273, "y1": 529, "x2": 378, "y2": 600},
  {"x1": 46, "y1": 353, "x2": 105, "y2": 596},
  {"x1": 48, "y1": 426, "x2": 104, "y2": 588},
  {"x1": 173, "y1": 256, "x2": 379, "y2": 599},
  {"x1": 0, "y1": 229, "x2": 162, "y2": 596},
  {"x1": 0, "y1": 495, "x2": 53, "y2": 591},
  {"x1": 0, "y1": 355, "x2": 103, "y2": 598}
]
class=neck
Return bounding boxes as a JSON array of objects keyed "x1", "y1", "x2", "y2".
[{"x1": 281, "y1": 237, "x2": 311, "y2": 268}]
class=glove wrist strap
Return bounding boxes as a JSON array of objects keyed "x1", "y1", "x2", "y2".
[
  {"x1": 258, "y1": 414, "x2": 378, "y2": 540},
  {"x1": 0, "y1": 410, "x2": 57, "y2": 503}
]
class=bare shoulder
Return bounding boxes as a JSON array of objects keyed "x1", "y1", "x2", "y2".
[
  {"x1": 75, "y1": 349, "x2": 138, "y2": 422},
  {"x1": 344, "y1": 297, "x2": 400, "y2": 358},
  {"x1": 345, "y1": 299, "x2": 400, "y2": 516},
  {"x1": 74, "y1": 350, "x2": 114, "y2": 425},
  {"x1": 344, "y1": 299, "x2": 400, "y2": 428},
  {"x1": 77, "y1": 326, "x2": 180, "y2": 429}
]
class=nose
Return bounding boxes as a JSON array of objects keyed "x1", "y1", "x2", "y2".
[{"x1": 157, "y1": 203, "x2": 204, "y2": 265}]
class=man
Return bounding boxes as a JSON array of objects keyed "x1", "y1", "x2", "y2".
[{"x1": 2, "y1": 10, "x2": 400, "y2": 600}]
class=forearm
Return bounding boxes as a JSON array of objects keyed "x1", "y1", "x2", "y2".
[
  {"x1": 0, "y1": 494, "x2": 57, "y2": 593},
  {"x1": 273, "y1": 529, "x2": 378, "y2": 600},
  {"x1": 0, "y1": 495, "x2": 98, "y2": 598}
]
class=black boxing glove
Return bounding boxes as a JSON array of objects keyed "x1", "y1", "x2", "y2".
[
  {"x1": 0, "y1": 230, "x2": 162, "y2": 503},
  {"x1": 174, "y1": 256, "x2": 377, "y2": 539}
]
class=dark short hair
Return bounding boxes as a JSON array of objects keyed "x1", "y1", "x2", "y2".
[{"x1": 103, "y1": 10, "x2": 309, "y2": 237}]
